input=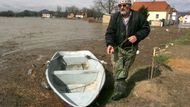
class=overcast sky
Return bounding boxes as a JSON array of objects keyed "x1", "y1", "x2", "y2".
[{"x1": 0, "y1": 0, "x2": 189, "y2": 12}]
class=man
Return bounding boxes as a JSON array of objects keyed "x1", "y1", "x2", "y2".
[{"x1": 105, "y1": 0, "x2": 150, "y2": 100}]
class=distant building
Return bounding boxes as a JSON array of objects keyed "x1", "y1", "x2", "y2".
[
  {"x1": 132, "y1": 1, "x2": 177, "y2": 26},
  {"x1": 75, "y1": 14, "x2": 84, "y2": 18},
  {"x1": 41, "y1": 9, "x2": 51, "y2": 18},
  {"x1": 171, "y1": 8, "x2": 177, "y2": 22},
  {"x1": 102, "y1": 14, "x2": 111, "y2": 24},
  {"x1": 182, "y1": 15, "x2": 190, "y2": 24},
  {"x1": 67, "y1": 11, "x2": 87, "y2": 19},
  {"x1": 178, "y1": 14, "x2": 190, "y2": 28},
  {"x1": 67, "y1": 13, "x2": 75, "y2": 19},
  {"x1": 75, "y1": 11, "x2": 87, "y2": 19}
]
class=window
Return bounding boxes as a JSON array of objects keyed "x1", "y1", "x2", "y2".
[{"x1": 156, "y1": 14, "x2": 159, "y2": 19}]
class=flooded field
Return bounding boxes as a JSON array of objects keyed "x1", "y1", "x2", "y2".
[{"x1": 0, "y1": 17, "x2": 107, "y2": 51}]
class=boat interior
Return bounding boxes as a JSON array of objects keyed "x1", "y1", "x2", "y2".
[{"x1": 48, "y1": 54, "x2": 101, "y2": 93}]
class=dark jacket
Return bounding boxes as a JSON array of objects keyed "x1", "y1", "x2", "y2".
[{"x1": 105, "y1": 10, "x2": 150, "y2": 48}]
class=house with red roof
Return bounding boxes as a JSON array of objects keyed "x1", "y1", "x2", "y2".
[{"x1": 131, "y1": 1, "x2": 177, "y2": 26}]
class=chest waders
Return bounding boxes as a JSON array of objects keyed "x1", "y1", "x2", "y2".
[{"x1": 111, "y1": 41, "x2": 138, "y2": 98}]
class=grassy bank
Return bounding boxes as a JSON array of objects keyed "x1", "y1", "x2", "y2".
[{"x1": 174, "y1": 32, "x2": 190, "y2": 45}]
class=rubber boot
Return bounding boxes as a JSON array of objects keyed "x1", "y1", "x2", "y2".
[{"x1": 112, "y1": 80, "x2": 127, "y2": 101}]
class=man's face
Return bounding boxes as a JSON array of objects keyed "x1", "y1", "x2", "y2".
[{"x1": 118, "y1": 3, "x2": 131, "y2": 15}]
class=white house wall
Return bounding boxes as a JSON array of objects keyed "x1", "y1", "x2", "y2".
[
  {"x1": 183, "y1": 15, "x2": 190, "y2": 24},
  {"x1": 148, "y1": 11, "x2": 167, "y2": 21},
  {"x1": 102, "y1": 14, "x2": 111, "y2": 23},
  {"x1": 42, "y1": 14, "x2": 51, "y2": 18},
  {"x1": 172, "y1": 12, "x2": 177, "y2": 21}
]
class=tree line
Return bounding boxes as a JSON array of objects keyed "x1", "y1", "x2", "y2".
[
  {"x1": 0, "y1": 10, "x2": 42, "y2": 17},
  {"x1": 0, "y1": 7, "x2": 103, "y2": 18}
]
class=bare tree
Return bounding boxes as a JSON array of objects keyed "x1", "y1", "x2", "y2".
[
  {"x1": 57, "y1": 6, "x2": 62, "y2": 13},
  {"x1": 55, "y1": 6, "x2": 62, "y2": 17},
  {"x1": 65, "y1": 6, "x2": 79, "y2": 15},
  {"x1": 94, "y1": 0, "x2": 117, "y2": 14}
]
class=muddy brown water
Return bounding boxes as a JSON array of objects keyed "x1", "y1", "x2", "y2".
[{"x1": 0, "y1": 17, "x2": 107, "y2": 51}]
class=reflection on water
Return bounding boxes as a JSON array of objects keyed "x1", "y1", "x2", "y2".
[{"x1": 0, "y1": 17, "x2": 108, "y2": 50}]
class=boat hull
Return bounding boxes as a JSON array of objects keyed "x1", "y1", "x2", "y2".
[{"x1": 45, "y1": 50, "x2": 105, "y2": 107}]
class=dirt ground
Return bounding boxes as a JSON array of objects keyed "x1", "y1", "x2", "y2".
[{"x1": 0, "y1": 25, "x2": 190, "y2": 107}]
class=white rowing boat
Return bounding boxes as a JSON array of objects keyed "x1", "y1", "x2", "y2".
[{"x1": 45, "y1": 50, "x2": 106, "y2": 107}]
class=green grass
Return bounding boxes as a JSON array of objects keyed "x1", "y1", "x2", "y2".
[
  {"x1": 154, "y1": 54, "x2": 169, "y2": 65},
  {"x1": 174, "y1": 32, "x2": 190, "y2": 45}
]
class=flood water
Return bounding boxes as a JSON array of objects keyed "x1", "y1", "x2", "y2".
[
  {"x1": 0, "y1": 17, "x2": 108, "y2": 51},
  {"x1": 0, "y1": 17, "x2": 109, "y2": 107}
]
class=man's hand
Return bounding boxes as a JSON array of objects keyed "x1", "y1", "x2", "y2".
[
  {"x1": 128, "y1": 35, "x2": 137, "y2": 43},
  {"x1": 107, "y1": 45, "x2": 114, "y2": 55}
]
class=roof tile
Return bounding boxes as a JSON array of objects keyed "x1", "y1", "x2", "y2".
[{"x1": 132, "y1": 1, "x2": 171, "y2": 11}]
